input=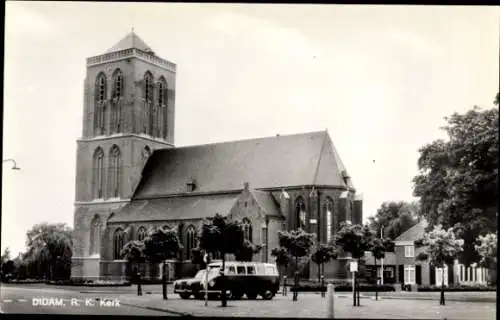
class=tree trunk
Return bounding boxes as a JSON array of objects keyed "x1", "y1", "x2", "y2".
[
  {"x1": 440, "y1": 268, "x2": 445, "y2": 305},
  {"x1": 375, "y1": 259, "x2": 378, "y2": 301},
  {"x1": 221, "y1": 252, "x2": 227, "y2": 307},
  {"x1": 293, "y1": 256, "x2": 299, "y2": 301}
]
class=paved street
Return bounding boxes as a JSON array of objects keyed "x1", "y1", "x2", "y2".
[
  {"x1": 118, "y1": 292, "x2": 496, "y2": 319},
  {"x1": 1, "y1": 283, "x2": 496, "y2": 318},
  {"x1": 0, "y1": 284, "x2": 178, "y2": 315}
]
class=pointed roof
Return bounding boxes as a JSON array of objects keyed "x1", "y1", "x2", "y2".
[
  {"x1": 132, "y1": 130, "x2": 354, "y2": 198},
  {"x1": 395, "y1": 219, "x2": 428, "y2": 242},
  {"x1": 106, "y1": 31, "x2": 154, "y2": 53},
  {"x1": 249, "y1": 190, "x2": 282, "y2": 217}
]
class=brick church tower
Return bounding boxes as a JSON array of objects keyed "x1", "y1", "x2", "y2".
[{"x1": 71, "y1": 31, "x2": 176, "y2": 280}]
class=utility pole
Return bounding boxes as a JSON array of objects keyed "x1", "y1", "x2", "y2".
[{"x1": 380, "y1": 226, "x2": 384, "y2": 285}]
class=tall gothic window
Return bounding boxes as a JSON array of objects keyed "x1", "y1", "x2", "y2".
[
  {"x1": 92, "y1": 147, "x2": 105, "y2": 199},
  {"x1": 94, "y1": 73, "x2": 107, "y2": 135},
  {"x1": 242, "y1": 218, "x2": 252, "y2": 242},
  {"x1": 156, "y1": 77, "x2": 167, "y2": 137},
  {"x1": 185, "y1": 226, "x2": 197, "y2": 260},
  {"x1": 108, "y1": 145, "x2": 121, "y2": 198},
  {"x1": 295, "y1": 197, "x2": 306, "y2": 230},
  {"x1": 325, "y1": 198, "x2": 334, "y2": 243},
  {"x1": 112, "y1": 69, "x2": 123, "y2": 99},
  {"x1": 110, "y1": 69, "x2": 123, "y2": 134},
  {"x1": 143, "y1": 72, "x2": 154, "y2": 135},
  {"x1": 137, "y1": 226, "x2": 147, "y2": 242},
  {"x1": 89, "y1": 215, "x2": 101, "y2": 255},
  {"x1": 113, "y1": 228, "x2": 125, "y2": 260}
]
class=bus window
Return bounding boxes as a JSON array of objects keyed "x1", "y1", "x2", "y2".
[
  {"x1": 226, "y1": 266, "x2": 236, "y2": 274},
  {"x1": 237, "y1": 266, "x2": 246, "y2": 275},
  {"x1": 255, "y1": 264, "x2": 265, "y2": 275},
  {"x1": 266, "y1": 266, "x2": 276, "y2": 275},
  {"x1": 247, "y1": 266, "x2": 256, "y2": 275}
]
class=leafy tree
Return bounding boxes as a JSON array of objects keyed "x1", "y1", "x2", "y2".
[
  {"x1": 271, "y1": 247, "x2": 291, "y2": 280},
  {"x1": 1, "y1": 248, "x2": 12, "y2": 265},
  {"x1": 311, "y1": 244, "x2": 337, "y2": 282},
  {"x1": 24, "y1": 223, "x2": 73, "y2": 280},
  {"x1": 413, "y1": 101, "x2": 498, "y2": 267},
  {"x1": 417, "y1": 225, "x2": 463, "y2": 305},
  {"x1": 332, "y1": 222, "x2": 374, "y2": 259},
  {"x1": 234, "y1": 240, "x2": 263, "y2": 262},
  {"x1": 277, "y1": 229, "x2": 315, "y2": 301},
  {"x1": 475, "y1": 232, "x2": 497, "y2": 285},
  {"x1": 368, "y1": 201, "x2": 420, "y2": 240},
  {"x1": 198, "y1": 213, "x2": 245, "y2": 307},
  {"x1": 143, "y1": 227, "x2": 181, "y2": 264}
]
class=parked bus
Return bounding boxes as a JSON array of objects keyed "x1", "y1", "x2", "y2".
[{"x1": 174, "y1": 261, "x2": 280, "y2": 300}]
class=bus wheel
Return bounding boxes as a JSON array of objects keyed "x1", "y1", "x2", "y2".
[
  {"x1": 246, "y1": 292, "x2": 258, "y2": 300},
  {"x1": 179, "y1": 293, "x2": 191, "y2": 299},
  {"x1": 261, "y1": 290, "x2": 274, "y2": 300},
  {"x1": 231, "y1": 291, "x2": 243, "y2": 300}
]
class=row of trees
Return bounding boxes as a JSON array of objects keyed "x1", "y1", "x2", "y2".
[{"x1": 1, "y1": 223, "x2": 73, "y2": 282}]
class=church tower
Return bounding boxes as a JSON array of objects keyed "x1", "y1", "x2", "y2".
[{"x1": 71, "y1": 32, "x2": 176, "y2": 280}]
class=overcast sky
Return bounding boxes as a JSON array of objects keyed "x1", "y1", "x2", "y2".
[{"x1": 2, "y1": 2, "x2": 499, "y2": 257}]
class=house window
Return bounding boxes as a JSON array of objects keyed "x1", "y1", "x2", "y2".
[
  {"x1": 113, "y1": 228, "x2": 125, "y2": 260},
  {"x1": 404, "y1": 265, "x2": 416, "y2": 284},
  {"x1": 435, "y1": 266, "x2": 449, "y2": 286},
  {"x1": 137, "y1": 227, "x2": 147, "y2": 242},
  {"x1": 242, "y1": 218, "x2": 252, "y2": 242},
  {"x1": 404, "y1": 245, "x2": 415, "y2": 258}
]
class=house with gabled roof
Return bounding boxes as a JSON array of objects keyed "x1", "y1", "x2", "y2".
[
  {"x1": 71, "y1": 32, "x2": 362, "y2": 281},
  {"x1": 365, "y1": 220, "x2": 490, "y2": 287}
]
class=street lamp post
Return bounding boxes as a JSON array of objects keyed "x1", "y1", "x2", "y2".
[{"x1": 3, "y1": 159, "x2": 21, "y2": 170}]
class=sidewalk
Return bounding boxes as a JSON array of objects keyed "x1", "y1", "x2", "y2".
[
  {"x1": 118, "y1": 293, "x2": 495, "y2": 319},
  {"x1": 359, "y1": 291, "x2": 496, "y2": 303}
]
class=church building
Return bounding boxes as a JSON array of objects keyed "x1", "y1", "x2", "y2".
[{"x1": 71, "y1": 32, "x2": 363, "y2": 282}]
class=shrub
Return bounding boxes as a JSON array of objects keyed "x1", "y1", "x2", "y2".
[
  {"x1": 44, "y1": 279, "x2": 131, "y2": 287},
  {"x1": 417, "y1": 284, "x2": 496, "y2": 292}
]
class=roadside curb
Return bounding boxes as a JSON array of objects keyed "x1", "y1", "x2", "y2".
[{"x1": 120, "y1": 301, "x2": 192, "y2": 317}]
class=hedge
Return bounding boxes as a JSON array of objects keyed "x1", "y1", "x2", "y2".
[
  {"x1": 418, "y1": 284, "x2": 496, "y2": 292},
  {"x1": 287, "y1": 281, "x2": 395, "y2": 292},
  {"x1": 3, "y1": 279, "x2": 46, "y2": 284},
  {"x1": 45, "y1": 279, "x2": 131, "y2": 287}
]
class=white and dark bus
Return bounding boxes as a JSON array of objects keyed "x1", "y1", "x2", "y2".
[{"x1": 174, "y1": 261, "x2": 280, "y2": 300}]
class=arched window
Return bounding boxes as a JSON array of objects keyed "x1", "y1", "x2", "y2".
[
  {"x1": 325, "y1": 198, "x2": 334, "y2": 243},
  {"x1": 110, "y1": 69, "x2": 123, "y2": 134},
  {"x1": 295, "y1": 197, "x2": 306, "y2": 230},
  {"x1": 144, "y1": 72, "x2": 154, "y2": 102},
  {"x1": 143, "y1": 72, "x2": 154, "y2": 134},
  {"x1": 92, "y1": 147, "x2": 105, "y2": 199},
  {"x1": 94, "y1": 73, "x2": 107, "y2": 135},
  {"x1": 89, "y1": 215, "x2": 101, "y2": 255},
  {"x1": 137, "y1": 226, "x2": 147, "y2": 242},
  {"x1": 156, "y1": 77, "x2": 167, "y2": 138},
  {"x1": 242, "y1": 218, "x2": 252, "y2": 242},
  {"x1": 108, "y1": 145, "x2": 121, "y2": 198},
  {"x1": 112, "y1": 69, "x2": 123, "y2": 99},
  {"x1": 185, "y1": 226, "x2": 197, "y2": 260},
  {"x1": 113, "y1": 228, "x2": 125, "y2": 260}
]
